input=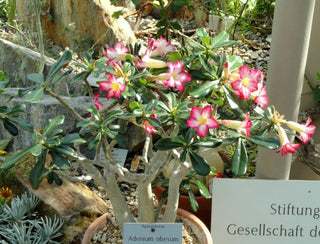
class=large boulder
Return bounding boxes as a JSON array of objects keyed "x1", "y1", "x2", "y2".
[{"x1": 16, "y1": 0, "x2": 137, "y2": 52}]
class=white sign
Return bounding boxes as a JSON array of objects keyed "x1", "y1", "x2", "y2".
[
  {"x1": 211, "y1": 178, "x2": 320, "y2": 244},
  {"x1": 99, "y1": 148, "x2": 128, "y2": 166},
  {"x1": 123, "y1": 223, "x2": 182, "y2": 243}
]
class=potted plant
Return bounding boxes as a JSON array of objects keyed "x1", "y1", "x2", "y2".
[{"x1": 0, "y1": 27, "x2": 315, "y2": 241}]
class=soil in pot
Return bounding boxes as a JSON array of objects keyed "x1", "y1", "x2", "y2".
[
  {"x1": 153, "y1": 184, "x2": 212, "y2": 230},
  {"x1": 82, "y1": 207, "x2": 213, "y2": 244}
]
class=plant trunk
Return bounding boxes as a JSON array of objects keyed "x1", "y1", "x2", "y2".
[
  {"x1": 161, "y1": 162, "x2": 191, "y2": 223},
  {"x1": 138, "y1": 183, "x2": 155, "y2": 222}
]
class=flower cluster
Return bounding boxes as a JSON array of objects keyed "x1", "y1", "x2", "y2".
[{"x1": 93, "y1": 35, "x2": 315, "y2": 161}]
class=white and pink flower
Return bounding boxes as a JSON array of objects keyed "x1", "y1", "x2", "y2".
[
  {"x1": 99, "y1": 74, "x2": 126, "y2": 99},
  {"x1": 285, "y1": 117, "x2": 316, "y2": 143},
  {"x1": 231, "y1": 65, "x2": 262, "y2": 100},
  {"x1": 186, "y1": 105, "x2": 219, "y2": 137},
  {"x1": 106, "y1": 41, "x2": 129, "y2": 62},
  {"x1": 276, "y1": 125, "x2": 300, "y2": 156},
  {"x1": 218, "y1": 113, "x2": 252, "y2": 137}
]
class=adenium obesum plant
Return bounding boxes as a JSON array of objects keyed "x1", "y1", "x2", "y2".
[{"x1": 1, "y1": 28, "x2": 315, "y2": 232}]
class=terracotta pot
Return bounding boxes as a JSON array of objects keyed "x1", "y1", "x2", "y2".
[
  {"x1": 153, "y1": 184, "x2": 212, "y2": 230},
  {"x1": 82, "y1": 207, "x2": 213, "y2": 244}
]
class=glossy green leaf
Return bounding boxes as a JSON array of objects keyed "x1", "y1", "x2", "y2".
[
  {"x1": 1, "y1": 146, "x2": 34, "y2": 169},
  {"x1": 3, "y1": 119, "x2": 18, "y2": 136},
  {"x1": 45, "y1": 137, "x2": 61, "y2": 147},
  {"x1": 18, "y1": 85, "x2": 38, "y2": 97},
  {"x1": 6, "y1": 116, "x2": 33, "y2": 132},
  {"x1": 61, "y1": 133, "x2": 86, "y2": 144},
  {"x1": 50, "y1": 150, "x2": 70, "y2": 170},
  {"x1": 27, "y1": 73, "x2": 44, "y2": 84},
  {"x1": 104, "y1": 109, "x2": 123, "y2": 124},
  {"x1": 155, "y1": 138, "x2": 184, "y2": 150},
  {"x1": 0, "y1": 138, "x2": 12, "y2": 150},
  {"x1": 29, "y1": 151, "x2": 47, "y2": 189},
  {"x1": 42, "y1": 115, "x2": 65, "y2": 137},
  {"x1": 30, "y1": 143, "x2": 43, "y2": 157},
  {"x1": 188, "y1": 189, "x2": 199, "y2": 212},
  {"x1": 24, "y1": 87, "x2": 44, "y2": 103},
  {"x1": 247, "y1": 136, "x2": 280, "y2": 149},
  {"x1": 228, "y1": 55, "x2": 243, "y2": 72},
  {"x1": 10, "y1": 104, "x2": 27, "y2": 113},
  {"x1": 210, "y1": 31, "x2": 229, "y2": 48},
  {"x1": 196, "y1": 179, "x2": 211, "y2": 198},
  {"x1": 192, "y1": 138, "x2": 223, "y2": 148},
  {"x1": 87, "y1": 106, "x2": 100, "y2": 121},
  {"x1": 88, "y1": 133, "x2": 101, "y2": 151},
  {"x1": 190, "y1": 80, "x2": 219, "y2": 98},
  {"x1": 54, "y1": 145, "x2": 78, "y2": 158},
  {"x1": 231, "y1": 138, "x2": 248, "y2": 176},
  {"x1": 188, "y1": 150, "x2": 210, "y2": 176},
  {"x1": 46, "y1": 50, "x2": 72, "y2": 81}
]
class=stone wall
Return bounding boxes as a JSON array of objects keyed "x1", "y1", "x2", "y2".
[{"x1": 16, "y1": 0, "x2": 137, "y2": 52}]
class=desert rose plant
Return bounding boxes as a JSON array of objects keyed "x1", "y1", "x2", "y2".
[{"x1": 1, "y1": 28, "x2": 315, "y2": 232}]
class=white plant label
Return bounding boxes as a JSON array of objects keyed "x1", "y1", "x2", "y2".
[
  {"x1": 211, "y1": 178, "x2": 320, "y2": 244},
  {"x1": 123, "y1": 223, "x2": 182, "y2": 243},
  {"x1": 99, "y1": 148, "x2": 128, "y2": 166}
]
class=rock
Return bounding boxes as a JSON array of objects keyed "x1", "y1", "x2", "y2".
[
  {"x1": 0, "y1": 39, "x2": 83, "y2": 95},
  {"x1": 0, "y1": 88, "x2": 93, "y2": 151},
  {"x1": 15, "y1": 166, "x2": 109, "y2": 243},
  {"x1": 16, "y1": 0, "x2": 136, "y2": 52}
]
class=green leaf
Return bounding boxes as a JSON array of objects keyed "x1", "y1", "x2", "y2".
[
  {"x1": 54, "y1": 145, "x2": 78, "y2": 158},
  {"x1": 87, "y1": 106, "x2": 100, "y2": 121},
  {"x1": 145, "y1": 116, "x2": 161, "y2": 128},
  {"x1": 61, "y1": 133, "x2": 86, "y2": 144},
  {"x1": 196, "y1": 180, "x2": 211, "y2": 198},
  {"x1": 188, "y1": 150, "x2": 210, "y2": 176},
  {"x1": 247, "y1": 136, "x2": 279, "y2": 149},
  {"x1": 46, "y1": 50, "x2": 73, "y2": 81},
  {"x1": 222, "y1": 85, "x2": 244, "y2": 117},
  {"x1": 6, "y1": 116, "x2": 33, "y2": 132},
  {"x1": 88, "y1": 133, "x2": 101, "y2": 151},
  {"x1": 190, "y1": 80, "x2": 219, "y2": 98},
  {"x1": 231, "y1": 138, "x2": 248, "y2": 176},
  {"x1": 24, "y1": 87, "x2": 44, "y2": 103},
  {"x1": 77, "y1": 120, "x2": 98, "y2": 128},
  {"x1": 27, "y1": 73, "x2": 44, "y2": 84},
  {"x1": 1, "y1": 146, "x2": 34, "y2": 169},
  {"x1": 29, "y1": 151, "x2": 48, "y2": 189},
  {"x1": 50, "y1": 150, "x2": 71, "y2": 170},
  {"x1": 313, "y1": 84, "x2": 320, "y2": 102},
  {"x1": 10, "y1": 104, "x2": 27, "y2": 113},
  {"x1": 45, "y1": 137, "x2": 61, "y2": 147},
  {"x1": 0, "y1": 138, "x2": 13, "y2": 150},
  {"x1": 30, "y1": 143, "x2": 43, "y2": 156},
  {"x1": 18, "y1": 85, "x2": 38, "y2": 97},
  {"x1": 170, "y1": 0, "x2": 190, "y2": 12},
  {"x1": 42, "y1": 115, "x2": 65, "y2": 137},
  {"x1": 3, "y1": 119, "x2": 18, "y2": 136},
  {"x1": 228, "y1": 55, "x2": 243, "y2": 72},
  {"x1": 188, "y1": 189, "x2": 199, "y2": 212},
  {"x1": 192, "y1": 138, "x2": 223, "y2": 148},
  {"x1": 104, "y1": 109, "x2": 123, "y2": 124},
  {"x1": 211, "y1": 31, "x2": 229, "y2": 48},
  {"x1": 171, "y1": 136, "x2": 187, "y2": 145},
  {"x1": 155, "y1": 138, "x2": 184, "y2": 150}
]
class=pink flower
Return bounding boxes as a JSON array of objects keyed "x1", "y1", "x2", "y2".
[
  {"x1": 106, "y1": 41, "x2": 129, "y2": 62},
  {"x1": 285, "y1": 117, "x2": 316, "y2": 143},
  {"x1": 135, "y1": 50, "x2": 167, "y2": 69},
  {"x1": 186, "y1": 106, "x2": 219, "y2": 137},
  {"x1": 251, "y1": 74, "x2": 269, "y2": 108},
  {"x1": 143, "y1": 110, "x2": 158, "y2": 135},
  {"x1": 162, "y1": 61, "x2": 191, "y2": 93},
  {"x1": 219, "y1": 113, "x2": 252, "y2": 137},
  {"x1": 94, "y1": 93, "x2": 107, "y2": 110},
  {"x1": 231, "y1": 66, "x2": 262, "y2": 100},
  {"x1": 276, "y1": 125, "x2": 300, "y2": 156},
  {"x1": 99, "y1": 74, "x2": 126, "y2": 99},
  {"x1": 148, "y1": 36, "x2": 174, "y2": 57}
]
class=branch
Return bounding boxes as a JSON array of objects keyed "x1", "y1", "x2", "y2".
[{"x1": 46, "y1": 90, "x2": 84, "y2": 121}]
